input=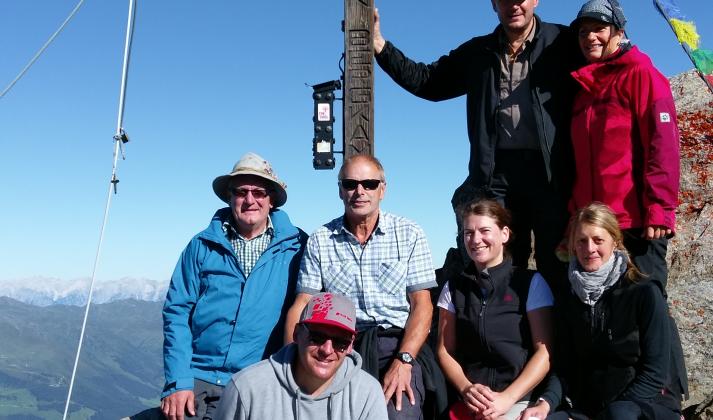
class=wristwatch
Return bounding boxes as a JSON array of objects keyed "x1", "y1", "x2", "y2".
[{"x1": 396, "y1": 352, "x2": 415, "y2": 365}]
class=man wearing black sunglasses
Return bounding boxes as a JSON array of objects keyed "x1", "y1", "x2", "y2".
[
  {"x1": 214, "y1": 293, "x2": 388, "y2": 420},
  {"x1": 150, "y1": 152, "x2": 307, "y2": 420},
  {"x1": 286, "y1": 155, "x2": 439, "y2": 420}
]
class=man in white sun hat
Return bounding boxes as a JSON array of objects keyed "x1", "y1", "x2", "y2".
[{"x1": 155, "y1": 152, "x2": 307, "y2": 420}]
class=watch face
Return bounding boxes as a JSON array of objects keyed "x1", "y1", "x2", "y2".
[{"x1": 399, "y1": 352, "x2": 414, "y2": 364}]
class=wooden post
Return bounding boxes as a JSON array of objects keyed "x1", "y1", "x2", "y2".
[{"x1": 343, "y1": 0, "x2": 374, "y2": 158}]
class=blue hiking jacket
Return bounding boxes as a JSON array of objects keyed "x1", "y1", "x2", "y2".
[{"x1": 162, "y1": 208, "x2": 307, "y2": 397}]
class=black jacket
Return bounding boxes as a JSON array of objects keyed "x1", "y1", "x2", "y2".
[
  {"x1": 449, "y1": 260, "x2": 535, "y2": 394},
  {"x1": 556, "y1": 273, "x2": 681, "y2": 418},
  {"x1": 376, "y1": 15, "x2": 579, "y2": 197}
]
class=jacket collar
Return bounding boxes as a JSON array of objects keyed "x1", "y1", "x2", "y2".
[
  {"x1": 571, "y1": 44, "x2": 639, "y2": 94},
  {"x1": 200, "y1": 207, "x2": 299, "y2": 252},
  {"x1": 462, "y1": 258, "x2": 514, "y2": 296}
]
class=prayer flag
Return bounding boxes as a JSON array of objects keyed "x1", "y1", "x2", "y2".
[{"x1": 654, "y1": 0, "x2": 713, "y2": 92}]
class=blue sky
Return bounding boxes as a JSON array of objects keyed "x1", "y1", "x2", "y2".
[{"x1": 1, "y1": 0, "x2": 711, "y2": 283}]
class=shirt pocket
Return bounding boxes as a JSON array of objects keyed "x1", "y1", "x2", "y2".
[
  {"x1": 378, "y1": 261, "x2": 408, "y2": 296},
  {"x1": 323, "y1": 262, "x2": 356, "y2": 296}
]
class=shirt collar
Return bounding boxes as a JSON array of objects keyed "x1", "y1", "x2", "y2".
[
  {"x1": 334, "y1": 212, "x2": 389, "y2": 238},
  {"x1": 499, "y1": 18, "x2": 537, "y2": 55},
  {"x1": 222, "y1": 213, "x2": 273, "y2": 240}
]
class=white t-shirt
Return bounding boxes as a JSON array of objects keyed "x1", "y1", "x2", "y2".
[{"x1": 437, "y1": 272, "x2": 554, "y2": 313}]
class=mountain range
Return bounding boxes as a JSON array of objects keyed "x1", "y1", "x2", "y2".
[{"x1": 0, "y1": 277, "x2": 168, "y2": 306}]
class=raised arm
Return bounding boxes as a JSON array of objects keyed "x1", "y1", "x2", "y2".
[
  {"x1": 373, "y1": 8, "x2": 386, "y2": 54},
  {"x1": 372, "y1": 8, "x2": 470, "y2": 101}
]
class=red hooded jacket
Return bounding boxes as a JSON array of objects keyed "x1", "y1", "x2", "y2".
[{"x1": 570, "y1": 46, "x2": 680, "y2": 231}]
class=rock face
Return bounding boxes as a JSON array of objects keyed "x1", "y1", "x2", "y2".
[{"x1": 667, "y1": 70, "x2": 713, "y2": 416}]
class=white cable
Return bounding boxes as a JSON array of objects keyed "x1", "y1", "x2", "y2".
[
  {"x1": 62, "y1": 1, "x2": 137, "y2": 418},
  {"x1": 0, "y1": 0, "x2": 87, "y2": 99}
]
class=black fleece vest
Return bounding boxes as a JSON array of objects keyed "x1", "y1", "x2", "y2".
[{"x1": 450, "y1": 259, "x2": 534, "y2": 393}]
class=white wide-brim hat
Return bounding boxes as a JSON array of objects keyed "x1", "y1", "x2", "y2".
[{"x1": 212, "y1": 152, "x2": 287, "y2": 207}]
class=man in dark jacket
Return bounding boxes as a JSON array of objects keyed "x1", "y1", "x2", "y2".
[{"x1": 374, "y1": 0, "x2": 580, "y2": 293}]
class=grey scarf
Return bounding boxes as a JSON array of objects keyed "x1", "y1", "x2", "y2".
[{"x1": 568, "y1": 250, "x2": 628, "y2": 306}]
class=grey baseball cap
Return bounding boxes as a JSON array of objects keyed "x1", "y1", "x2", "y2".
[{"x1": 571, "y1": 0, "x2": 627, "y2": 30}]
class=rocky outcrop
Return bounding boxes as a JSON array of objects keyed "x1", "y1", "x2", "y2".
[{"x1": 667, "y1": 70, "x2": 713, "y2": 416}]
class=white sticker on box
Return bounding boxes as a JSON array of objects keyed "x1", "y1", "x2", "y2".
[
  {"x1": 316, "y1": 141, "x2": 331, "y2": 152},
  {"x1": 318, "y1": 103, "x2": 331, "y2": 122}
]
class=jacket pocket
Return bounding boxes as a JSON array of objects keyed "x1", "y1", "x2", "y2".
[{"x1": 378, "y1": 261, "x2": 408, "y2": 295}]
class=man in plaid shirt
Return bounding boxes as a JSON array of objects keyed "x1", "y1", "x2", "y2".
[{"x1": 285, "y1": 155, "x2": 437, "y2": 420}]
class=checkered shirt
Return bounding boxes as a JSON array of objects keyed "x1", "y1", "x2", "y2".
[
  {"x1": 298, "y1": 212, "x2": 437, "y2": 329},
  {"x1": 222, "y1": 215, "x2": 274, "y2": 277}
]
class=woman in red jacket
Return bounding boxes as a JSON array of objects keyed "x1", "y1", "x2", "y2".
[
  {"x1": 563, "y1": 1, "x2": 688, "y2": 412},
  {"x1": 567, "y1": 0, "x2": 680, "y2": 294}
]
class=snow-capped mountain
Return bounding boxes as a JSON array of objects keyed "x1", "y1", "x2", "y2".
[{"x1": 0, "y1": 276, "x2": 168, "y2": 306}]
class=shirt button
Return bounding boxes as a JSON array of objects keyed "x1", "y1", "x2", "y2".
[
  {"x1": 229, "y1": 320, "x2": 236, "y2": 325},
  {"x1": 217, "y1": 379, "x2": 221, "y2": 384}
]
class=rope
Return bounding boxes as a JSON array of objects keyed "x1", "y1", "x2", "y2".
[
  {"x1": 62, "y1": 1, "x2": 137, "y2": 418},
  {"x1": 0, "y1": 0, "x2": 87, "y2": 99}
]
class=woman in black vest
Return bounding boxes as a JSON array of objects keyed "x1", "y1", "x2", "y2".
[
  {"x1": 436, "y1": 199, "x2": 555, "y2": 420},
  {"x1": 521, "y1": 202, "x2": 682, "y2": 420}
]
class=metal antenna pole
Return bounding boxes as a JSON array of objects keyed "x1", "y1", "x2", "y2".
[{"x1": 62, "y1": 1, "x2": 136, "y2": 418}]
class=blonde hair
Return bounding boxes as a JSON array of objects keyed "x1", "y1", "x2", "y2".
[{"x1": 568, "y1": 202, "x2": 643, "y2": 281}]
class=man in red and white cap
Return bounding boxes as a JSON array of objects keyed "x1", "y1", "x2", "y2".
[{"x1": 214, "y1": 293, "x2": 388, "y2": 420}]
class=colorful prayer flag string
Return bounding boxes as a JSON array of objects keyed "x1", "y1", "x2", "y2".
[{"x1": 654, "y1": 0, "x2": 713, "y2": 93}]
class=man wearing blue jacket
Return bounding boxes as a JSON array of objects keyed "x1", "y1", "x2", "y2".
[{"x1": 159, "y1": 152, "x2": 307, "y2": 420}]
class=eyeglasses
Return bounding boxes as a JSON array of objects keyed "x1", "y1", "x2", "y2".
[
  {"x1": 229, "y1": 187, "x2": 271, "y2": 200},
  {"x1": 339, "y1": 178, "x2": 381, "y2": 191},
  {"x1": 302, "y1": 325, "x2": 352, "y2": 353}
]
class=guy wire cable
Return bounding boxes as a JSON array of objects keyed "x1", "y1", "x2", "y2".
[
  {"x1": 62, "y1": 1, "x2": 137, "y2": 418},
  {"x1": 1, "y1": 0, "x2": 87, "y2": 99}
]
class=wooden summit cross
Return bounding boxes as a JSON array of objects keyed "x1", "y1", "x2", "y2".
[{"x1": 343, "y1": 0, "x2": 374, "y2": 158}]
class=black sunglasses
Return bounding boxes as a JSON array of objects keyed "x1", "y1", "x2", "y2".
[
  {"x1": 339, "y1": 178, "x2": 381, "y2": 191},
  {"x1": 229, "y1": 187, "x2": 271, "y2": 200},
  {"x1": 302, "y1": 325, "x2": 352, "y2": 353}
]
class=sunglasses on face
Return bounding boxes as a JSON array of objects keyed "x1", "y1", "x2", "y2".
[
  {"x1": 339, "y1": 178, "x2": 381, "y2": 191},
  {"x1": 229, "y1": 187, "x2": 271, "y2": 200},
  {"x1": 302, "y1": 325, "x2": 353, "y2": 353}
]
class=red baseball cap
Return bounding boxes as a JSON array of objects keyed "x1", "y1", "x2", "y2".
[{"x1": 299, "y1": 292, "x2": 357, "y2": 334}]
